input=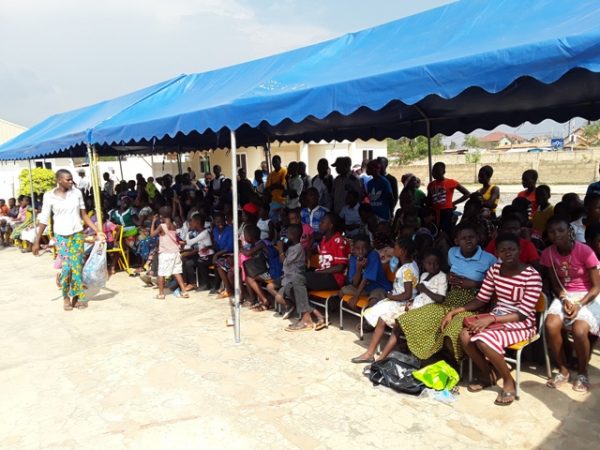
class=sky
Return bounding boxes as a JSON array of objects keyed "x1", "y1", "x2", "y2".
[{"x1": 0, "y1": 0, "x2": 579, "y2": 140}]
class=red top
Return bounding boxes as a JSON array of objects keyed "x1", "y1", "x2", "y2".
[
  {"x1": 317, "y1": 232, "x2": 350, "y2": 287},
  {"x1": 517, "y1": 189, "x2": 538, "y2": 217},
  {"x1": 485, "y1": 238, "x2": 539, "y2": 264},
  {"x1": 428, "y1": 178, "x2": 459, "y2": 210}
]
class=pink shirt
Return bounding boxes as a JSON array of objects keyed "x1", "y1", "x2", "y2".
[
  {"x1": 540, "y1": 241, "x2": 599, "y2": 292},
  {"x1": 103, "y1": 221, "x2": 118, "y2": 244},
  {"x1": 300, "y1": 223, "x2": 313, "y2": 251},
  {"x1": 158, "y1": 224, "x2": 180, "y2": 254}
]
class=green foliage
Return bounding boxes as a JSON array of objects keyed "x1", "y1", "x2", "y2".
[
  {"x1": 465, "y1": 151, "x2": 482, "y2": 164},
  {"x1": 449, "y1": 141, "x2": 457, "y2": 150},
  {"x1": 18, "y1": 167, "x2": 56, "y2": 196},
  {"x1": 582, "y1": 120, "x2": 600, "y2": 145},
  {"x1": 463, "y1": 134, "x2": 481, "y2": 149},
  {"x1": 387, "y1": 135, "x2": 444, "y2": 165}
]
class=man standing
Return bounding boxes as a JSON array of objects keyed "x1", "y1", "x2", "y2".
[
  {"x1": 286, "y1": 162, "x2": 303, "y2": 210},
  {"x1": 427, "y1": 162, "x2": 470, "y2": 234},
  {"x1": 298, "y1": 161, "x2": 312, "y2": 192},
  {"x1": 266, "y1": 155, "x2": 287, "y2": 221},
  {"x1": 187, "y1": 166, "x2": 197, "y2": 182},
  {"x1": 75, "y1": 169, "x2": 90, "y2": 197},
  {"x1": 237, "y1": 168, "x2": 254, "y2": 207},
  {"x1": 366, "y1": 160, "x2": 394, "y2": 221},
  {"x1": 331, "y1": 157, "x2": 363, "y2": 215},
  {"x1": 208, "y1": 165, "x2": 226, "y2": 209},
  {"x1": 516, "y1": 169, "x2": 539, "y2": 218},
  {"x1": 311, "y1": 158, "x2": 333, "y2": 210},
  {"x1": 378, "y1": 157, "x2": 398, "y2": 214},
  {"x1": 102, "y1": 172, "x2": 115, "y2": 197}
]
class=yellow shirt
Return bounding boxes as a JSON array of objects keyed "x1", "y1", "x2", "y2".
[
  {"x1": 266, "y1": 167, "x2": 287, "y2": 205},
  {"x1": 532, "y1": 204, "x2": 554, "y2": 234}
]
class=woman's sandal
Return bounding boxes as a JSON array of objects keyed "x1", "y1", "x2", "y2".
[
  {"x1": 251, "y1": 303, "x2": 270, "y2": 312},
  {"x1": 314, "y1": 319, "x2": 329, "y2": 331},
  {"x1": 285, "y1": 321, "x2": 314, "y2": 332},
  {"x1": 218, "y1": 291, "x2": 232, "y2": 299},
  {"x1": 494, "y1": 390, "x2": 516, "y2": 406},
  {"x1": 73, "y1": 300, "x2": 88, "y2": 309},
  {"x1": 242, "y1": 300, "x2": 257, "y2": 308},
  {"x1": 572, "y1": 374, "x2": 590, "y2": 393},
  {"x1": 546, "y1": 372, "x2": 570, "y2": 389},
  {"x1": 63, "y1": 299, "x2": 73, "y2": 311},
  {"x1": 155, "y1": 294, "x2": 166, "y2": 300}
]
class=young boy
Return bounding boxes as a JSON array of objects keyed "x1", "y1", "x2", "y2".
[
  {"x1": 339, "y1": 190, "x2": 362, "y2": 238},
  {"x1": 273, "y1": 224, "x2": 327, "y2": 331},
  {"x1": 341, "y1": 234, "x2": 393, "y2": 310},
  {"x1": 301, "y1": 187, "x2": 329, "y2": 239},
  {"x1": 531, "y1": 184, "x2": 553, "y2": 238},
  {"x1": 517, "y1": 169, "x2": 539, "y2": 218},
  {"x1": 427, "y1": 162, "x2": 470, "y2": 235},
  {"x1": 150, "y1": 206, "x2": 189, "y2": 299}
]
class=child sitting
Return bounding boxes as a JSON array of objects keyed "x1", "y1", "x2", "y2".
[
  {"x1": 341, "y1": 234, "x2": 392, "y2": 311},
  {"x1": 301, "y1": 187, "x2": 329, "y2": 240},
  {"x1": 271, "y1": 224, "x2": 327, "y2": 331},
  {"x1": 257, "y1": 203, "x2": 275, "y2": 241},
  {"x1": 181, "y1": 214, "x2": 213, "y2": 291},
  {"x1": 339, "y1": 190, "x2": 362, "y2": 238},
  {"x1": 412, "y1": 249, "x2": 448, "y2": 309},
  {"x1": 150, "y1": 206, "x2": 189, "y2": 299},
  {"x1": 351, "y1": 238, "x2": 420, "y2": 364}
]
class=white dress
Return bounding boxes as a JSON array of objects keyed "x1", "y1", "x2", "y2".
[
  {"x1": 363, "y1": 261, "x2": 419, "y2": 327},
  {"x1": 412, "y1": 271, "x2": 448, "y2": 309}
]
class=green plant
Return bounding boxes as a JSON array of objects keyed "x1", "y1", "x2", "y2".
[
  {"x1": 18, "y1": 167, "x2": 56, "y2": 196},
  {"x1": 463, "y1": 134, "x2": 481, "y2": 149},
  {"x1": 465, "y1": 151, "x2": 481, "y2": 164},
  {"x1": 387, "y1": 135, "x2": 444, "y2": 166}
]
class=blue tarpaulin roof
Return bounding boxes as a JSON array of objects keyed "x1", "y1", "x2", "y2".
[{"x1": 2, "y1": 0, "x2": 600, "y2": 159}]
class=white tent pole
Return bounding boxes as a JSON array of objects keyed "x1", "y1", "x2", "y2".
[
  {"x1": 118, "y1": 155, "x2": 124, "y2": 180},
  {"x1": 230, "y1": 130, "x2": 241, "y2": 343},
  {"x1": 28, "y1": 159, "x2": 36, "y2": 224}
]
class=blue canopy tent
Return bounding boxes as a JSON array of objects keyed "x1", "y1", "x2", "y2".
[{"x1": 2, "y1": 0, "x2": 600, "y2": 341}]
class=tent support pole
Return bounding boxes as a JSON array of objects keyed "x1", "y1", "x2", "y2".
[
  {"x1": 28, "y1": 160, "x2": 36, "y2": 224},
  {"x1": 118, "y1": 155, "x2": 124, "y2": 181},
  {"x1": 414, "y1": 105, "x2": 433, "y2": 183},
  {"x1": 230, "y1": 130, "x2": 241, "y2": 343},
  {"x1": 87, "y1": 144, "x2": 103, "y2": 227}
]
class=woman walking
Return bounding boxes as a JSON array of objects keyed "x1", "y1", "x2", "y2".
[{"x1": 33, "y1": 170, "x2": 105, "y2": 310}]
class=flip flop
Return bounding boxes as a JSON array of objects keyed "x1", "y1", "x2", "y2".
[
  {"x1": 285, "y1": 321, "x2": 314, "y2": 332},
  {"x1": 494, "y1": 390, "x2": 516, "y2": 406},
  {"x1": 314, "y1": 320, "x2": 330, "y2": 331},
  {"x1": 63, "y1": 299, "x2": 73, "y2": 311},
  {"x1": 351, "y1": 356, "x2": 375, "y2": 364},
  {"x1": 572, "y1": 374, "x2": 590, "y2": 393},
  {"x1": 155, "y1": 294, "x2": 166, "y2": 300}
]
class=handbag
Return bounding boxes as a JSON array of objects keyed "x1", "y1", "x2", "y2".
[
  {"x1": 463, "y1": 314, "x2": 505, "y2": 331},
  {"x1": 243, "y1": 254, "x2": 269, "y2": 278},
  {"x1": 365, "y1": 357, "x2": 424, "y2": 395}
]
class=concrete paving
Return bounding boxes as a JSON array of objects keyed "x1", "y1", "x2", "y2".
[{"x1": 1, "y1": 246, "x2": 599, "y2": 450}]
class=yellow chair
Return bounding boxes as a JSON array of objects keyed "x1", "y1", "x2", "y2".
[
  {"x1": 106, "y1": 225, "x2": 133, "y2": 275},
  {"x1": 468, "y1": 293, "x2": 552, "y2": 400}
]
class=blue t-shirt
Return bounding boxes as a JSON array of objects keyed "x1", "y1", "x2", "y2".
[
  {"x1": 213, "y1": 225, "x2": 234, "y2": 252},
  {"x1": 367, "y1": 176, "x2": 393, "y2": 220},
  {"x1": 347, "y1": 250, "x2": 392, "y2": 293},
  {"x1": 448, "y1": 246, "x2": 496, "y2": 282},
  {"x1": 301, "y1": 206, "x2": 329, "y2": 234}
]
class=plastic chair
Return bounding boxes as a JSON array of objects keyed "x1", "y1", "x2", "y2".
[
  {"x1": 106, "y1": 225, "x2": 133, "y2": 275},
  {"x1": 469, "y1": 293, "x2": 552, "y2": 400}
]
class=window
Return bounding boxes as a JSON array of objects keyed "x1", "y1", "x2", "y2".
[
  {"x1": 35, "y1": 161, "x2": 52, "y2": 170},
  {"x1": 199, "y1": 156, "x2": 211, "y2": 174},
  {"x1": 236, "y1": 153, "x2": 247, "y2": 174},
  {"x1": 362, "y1": 149, "x2": 374, "y2": 162}
]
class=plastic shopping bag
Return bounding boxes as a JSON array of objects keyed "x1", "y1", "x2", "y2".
[
  {"x1": 412, "y1": 360, "x2": 460, "y2": 391},
  {"x1": 82, "y1": 241, "x2": 108, "y2": 289}
]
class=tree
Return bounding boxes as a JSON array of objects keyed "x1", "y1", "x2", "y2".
[
  {"x1": 463, "y1": 134, "x2": 481, "y2": 149},
  {"x1": 19, "y1": 167, "x2": 56, "y2": 196},
  {"x1": 582, "y1": 120, "x2": 600, "y2": 146},
  {"x1": 387, "y1": 135, "x2": 444, "y2": 166}
]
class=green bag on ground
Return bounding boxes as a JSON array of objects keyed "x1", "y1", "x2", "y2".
[{"x1": 412, "y1": 361, "x2": 459, "y2": 391}]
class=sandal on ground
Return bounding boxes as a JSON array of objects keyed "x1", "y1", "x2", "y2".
[
  {"x1": 242, "y1": 300, "x2": 256, "y2": 308},
  {"x1": 546, "y1": 372, "x2": 570, "y2": 389},
  {"x1": 218, "y1": 291, "x2": 232, "y2": 299},
  {"x1": 572, "y1": 374, "x2": 590, "y2": 393},
  {"x1": 251, "y1": 303, "x2": 270, "y2": 312},
  {"x1": 73, "y1": 301, "x2": 88, "y2": 309},
  {"x1": 467, "y1": 373, "x2": 497, "y2": 393},
  {"x1": 351, "y1": 355, "x2": 375, "y2": 364},
  {"x1": 173, "y1": 289, "x2": 190, "y2": 299},
  {"x1": 285, "y1": 321, "x2": 314, "y2": 332},
  {"x1": 314, "y1": 319, "x2": 329, "y2": 331},
  {"x1": 63, "y1": 299, "x2": 73, "y2": 311},
  {"x1": 155, "y1": 294, "x2": 166, "y2": 300},
  {"x1": 494, "y1": 390, "x2": 516, "y2": 406}
]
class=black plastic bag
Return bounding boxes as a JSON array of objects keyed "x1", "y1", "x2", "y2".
[{"x1": 365, "y1": 357, "x2": 425, "y2": 395}]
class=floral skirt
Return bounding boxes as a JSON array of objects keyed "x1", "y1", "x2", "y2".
[
  {"x1": 56, "y1": 232, "x2": 86, "y2": 301},
  {"x1": 398, "y1": 288, "x2": 477, "y2": 363}
]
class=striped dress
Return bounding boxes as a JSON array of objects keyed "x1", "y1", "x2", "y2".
[{"x1": 470, "y1": 264, "x2": 542, "y2": 355}]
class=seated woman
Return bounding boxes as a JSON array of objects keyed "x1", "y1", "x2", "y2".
[
  {"x1": 110, "y1": 196, "x2": 139, "y2": 249},
  {"x1": 446, "y1": 234, "x2": 543, "y2": 405},
  {"x1": 397, "y1": 222, "x2": 497, "y2": 365},
  {"x1": 9, "y1": 196, "x2": 33, "y2": 246},
  {"x1": 543, "y1": 216, "x2": 600, "y2": 393}
]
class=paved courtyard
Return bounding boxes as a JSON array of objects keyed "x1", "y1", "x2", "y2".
[{"x1": 1, "y1": 246, "x2": 599, "y2": 449}]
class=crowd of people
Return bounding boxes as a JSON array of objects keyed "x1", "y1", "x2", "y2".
[{"x1": 2, "y1": 155, "x2": 600, "y2": 405}]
